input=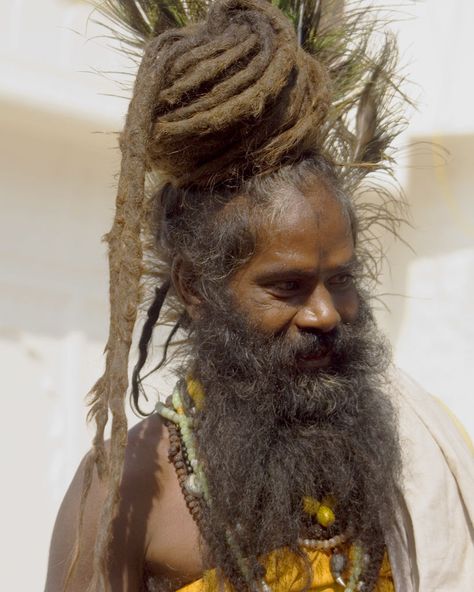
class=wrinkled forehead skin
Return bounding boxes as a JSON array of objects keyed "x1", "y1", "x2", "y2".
[{"x1": 224, "y1": 174, "x2": 355, "y2": 284}]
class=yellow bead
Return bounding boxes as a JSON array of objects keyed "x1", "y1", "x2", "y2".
[
  {"x1": 302, "y1": 496, "x2": 321, "y2": 516},
  {"x1": 317, "y1": 504, "x2": 336, "y2": 527},
  {"x1": 187, "y1": 377, "x2": 205, "y2": 409}
]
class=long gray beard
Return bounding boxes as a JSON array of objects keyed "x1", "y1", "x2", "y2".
[{"x1": 183, "y1": 293, "x2": 402, "y2": 588}]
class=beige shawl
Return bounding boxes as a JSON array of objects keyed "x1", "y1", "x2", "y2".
[{"x1": 386, "y1": 369, "x2": 474, "y2": 591}]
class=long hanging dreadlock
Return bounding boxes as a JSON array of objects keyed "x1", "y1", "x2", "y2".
[{"x1": 72, "y1": 1, "x2": 411, "y2": 590}]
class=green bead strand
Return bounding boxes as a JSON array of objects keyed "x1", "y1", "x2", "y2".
[
  {"x1": 345, "y1": 543, "x2": 364, "y2": 592},
  {"x1": 155, "y1": 401, "x2": 181, "y2": 424}
]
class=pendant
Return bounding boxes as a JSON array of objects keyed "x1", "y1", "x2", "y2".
[{"x1": 330, "y1": 551, "x2": 348, "y2": 586}]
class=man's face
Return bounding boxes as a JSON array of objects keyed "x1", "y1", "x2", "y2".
[{"x1": 228, "y1": 177, "x2": 359, "y2": 370}]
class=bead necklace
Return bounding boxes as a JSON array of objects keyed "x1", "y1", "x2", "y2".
[
  {"x1": 157, "y1": 386, "x2": 255, "y2": 585},
  {"x1": 156, "y1": 381, "x2": 369, "y2": 592}
]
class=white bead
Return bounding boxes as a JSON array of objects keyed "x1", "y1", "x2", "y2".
[{"x1": 184, "y1": 474, "x2": 202, "y2": 496}]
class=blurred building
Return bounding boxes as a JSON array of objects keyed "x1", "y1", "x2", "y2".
[{"x1": 0, "y1": 1, "x2": 472, "y2": 590}]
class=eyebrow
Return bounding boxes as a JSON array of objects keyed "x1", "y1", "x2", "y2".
[{"x1": 255, "y1": 257, "x2": 361, "y2": 283}]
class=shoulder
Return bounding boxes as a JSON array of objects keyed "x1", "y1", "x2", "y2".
[
  {"x1": 389, "y1": 366, "x2": 474, "y2": 523},
  {"x1": 45, "y1": 413, "x2": 170, "y2": 592},
  {"x1": 386, "y1": 373, "x2": 474, "y2": 588},
  {"x1": 122, "y1": 413, "x2": 170, "y2": 494},
  {"x1": 389, "y1": 366, "x2": 473, "y2": 453}
]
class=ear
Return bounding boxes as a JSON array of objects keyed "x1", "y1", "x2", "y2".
[{"x1": 171, "y1": 257, "x2": 202, "y2": 320}]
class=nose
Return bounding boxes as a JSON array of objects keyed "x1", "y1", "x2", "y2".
[{"x1": 293, "y1": 284, "x2": 341, "y2": 333}]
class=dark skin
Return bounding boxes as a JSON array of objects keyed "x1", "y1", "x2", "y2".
[
  {"x1": 45, "y1": 178, "x2": 358, "y2": 591},
  {"x1": 45, "y1": 415, "x2": 204, "y2": 591}
]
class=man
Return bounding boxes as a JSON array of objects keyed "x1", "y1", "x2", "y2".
[{"x1": 45, "y1": 1, "x2": 474, "y2": 591}]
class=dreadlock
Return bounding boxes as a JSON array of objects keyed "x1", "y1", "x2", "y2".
[{"x1": 73, "y1": 0, "x2": 410, "y2": 589}]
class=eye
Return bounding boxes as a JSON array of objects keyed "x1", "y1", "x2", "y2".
[
  {"x1": 328, "y1": 273, "x2": 354, "y2": 289},
  {"x1": 268, "y1": 280, "x2": 301, "y2": 295}
]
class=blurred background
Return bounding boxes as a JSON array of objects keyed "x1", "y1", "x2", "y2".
[{"x1": 0, "y1": 1, "x2": 473, "y2": 589}]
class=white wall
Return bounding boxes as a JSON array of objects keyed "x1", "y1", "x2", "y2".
[
  {"x1": 372, "y1": 0, "x2": 474, "y2": 434},
  {"x1": 0, "y1": 2, "x2": 126, "y2": 586},
  {"x1": 0, "y1": 1, "x2": 473, "y2": 590}
]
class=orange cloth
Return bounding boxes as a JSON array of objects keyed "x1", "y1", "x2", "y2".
[{"x1": 176, "y1": 547, "x2": 393, "y2": 592}]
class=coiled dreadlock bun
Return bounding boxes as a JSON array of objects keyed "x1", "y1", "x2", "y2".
[{"x1": 143, "y1": 0, "x2": 330, "y2": 186}]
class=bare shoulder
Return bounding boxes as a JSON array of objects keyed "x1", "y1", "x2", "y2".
[
  {"x1": 45, "y1": 414, "x2": 169, "y2": 592},
  {"x1": 123, "y1": 412, "x2": 171, "y2": 489}
]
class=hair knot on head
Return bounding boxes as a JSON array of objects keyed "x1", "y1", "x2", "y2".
[{"x1": 137, "y1": 0, "x2": 331, "y2": 187}]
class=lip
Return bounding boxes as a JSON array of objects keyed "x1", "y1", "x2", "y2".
[{"x1": 297, "y1": 351, "x2": 332, "y2": 369}]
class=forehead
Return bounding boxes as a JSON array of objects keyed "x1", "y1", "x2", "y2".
[{"x1": 248, "y1": 177, "x2": 354, "y2": 272}]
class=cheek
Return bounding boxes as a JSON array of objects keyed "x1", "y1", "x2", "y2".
[
  {"x1": 230, "y1": 283, "x2": 296, "y2": 332},
  {"x1": 333, "y1": 289, "x2": 360, "y2": 323},
  {"x1": 252, "y1": 304, "x2": 296, "y2": 333}
]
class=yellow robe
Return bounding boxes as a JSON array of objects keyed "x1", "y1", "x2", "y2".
[{"x1": 177, "y1": 547, "x2": 393, "y2": 592}]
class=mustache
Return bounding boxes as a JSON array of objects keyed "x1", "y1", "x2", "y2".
[
  {"x1": 278, "y1": 328, "x2": 339, "y2": 358},
  {"x1": 263, "y1": 321, "x2": 364, "y2": 370}
]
